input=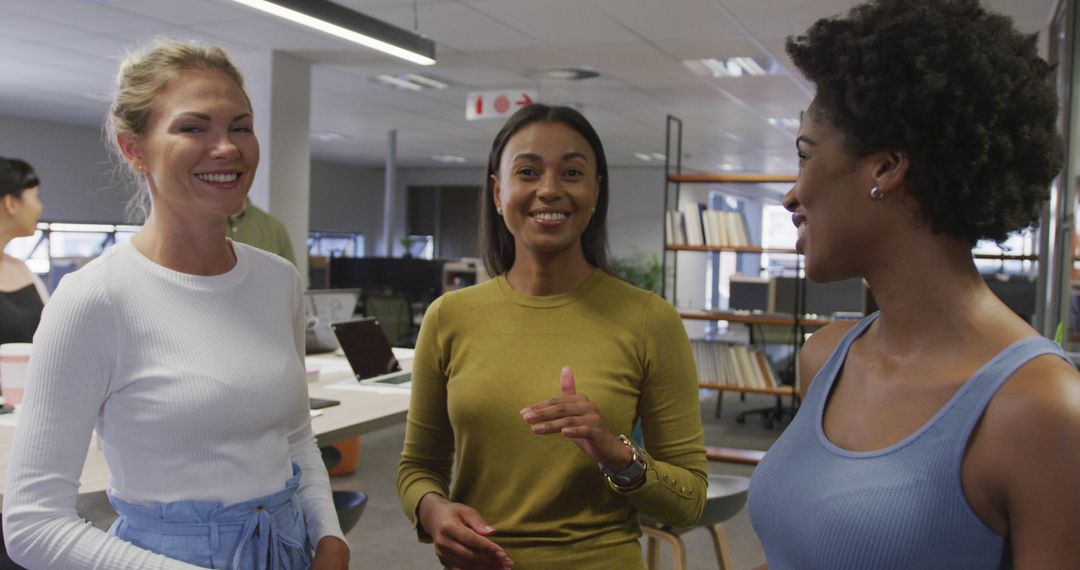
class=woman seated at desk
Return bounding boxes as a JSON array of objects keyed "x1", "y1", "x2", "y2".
[
  {"x1": 3, "y1": 41, "x2": 348, "y2": 569},
  {"x1": 0, "y1": 157, "x2": 47, "y2": 345}
]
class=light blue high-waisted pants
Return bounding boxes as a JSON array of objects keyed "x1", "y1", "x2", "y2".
[{"x1": 108, "y1": 464, "x2": 310, "y2": 570}]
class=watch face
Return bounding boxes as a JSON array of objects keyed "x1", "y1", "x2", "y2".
[{"x1": 613, "y1": 460, "x2": 645, "y2": 484}]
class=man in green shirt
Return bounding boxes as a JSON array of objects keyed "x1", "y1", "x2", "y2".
[{"x1": 227, "y1": 198, "x2": 296, "y2": 265}]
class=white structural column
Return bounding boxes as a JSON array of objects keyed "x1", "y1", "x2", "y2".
[
  {"x1": 233, "y1": 50, "x2": 312, "y2": 282},
  {"x1": 383, "y1": 129, "x2": 397, "y2": 257}
]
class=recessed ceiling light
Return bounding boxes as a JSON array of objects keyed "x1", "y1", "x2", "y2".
[
  {"x1": 403, "y1": 73, "x2": 449, "y2": 89},
  {"x1": 650, "y1": 153, "x2": 666, "y2": 160},
  {"x1": 374, "y1": 74, "x2": 422, "y2": 91},
  {"x1": 80, "y1": 92, "x2": 113, "y2": 103},
  {"x1": 768, "y1": 117, "x2": 800, "y2": 130},
  {"x1": 634, "y1": 153, "x2": 654, "y2": 162},
  {"x1": 683, "y1": 57, "x2": 777, "y2": 79},
  {"x1": 531, "y1": 67, "x2": 600, "y2": 81},
  {"x1": 718, "y1": 163, "x2": 740, "y2": 172},
  {"x1": 431, "y1": 154, "x2": 467, "y2": 163},
  {"x1": 311, "y1": 131, "x2": 347, "y2": 142}
]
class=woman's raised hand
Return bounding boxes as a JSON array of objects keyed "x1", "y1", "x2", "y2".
[{"x1": 521, "y1": 366, "x2": 632, "y2": 471}]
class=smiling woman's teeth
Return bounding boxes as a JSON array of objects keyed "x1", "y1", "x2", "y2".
[
  {"x1": 534, "y1": 212, "x2": 567, "y2": 222},
  {"x1": 196, "y1": 173, "x2": 239, "y2": 183},
  {"x1": 797, "y1": 222, "x2": 808, "y2": 240}
]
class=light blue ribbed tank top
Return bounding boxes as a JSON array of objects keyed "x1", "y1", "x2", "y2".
[{"x1": 748, "y1": 312, "x2": 1069, "y2": 569}]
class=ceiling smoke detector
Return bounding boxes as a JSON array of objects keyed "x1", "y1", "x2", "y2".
[{"x1": 532, "y1": 67, "x2": 600, "y2": 81}]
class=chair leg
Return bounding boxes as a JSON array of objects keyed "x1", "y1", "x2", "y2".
[
  {"x1": 707, "y1": 523, "x2": 734, "y2": 570},
  {"x1": 645, "y1": 534, "x2": 660, "y2": 570},
  {"x1": 641, "y1": 525, "x2": 688, "y2": 570}
]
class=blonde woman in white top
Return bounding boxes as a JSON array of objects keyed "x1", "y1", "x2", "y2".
[{"x1": 3, "y1": 41, "x2": 349, "y2": 570}]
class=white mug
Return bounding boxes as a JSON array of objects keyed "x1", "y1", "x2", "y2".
[{"x1": 0, "y1": 343, "x2": 32, "y2": 408}]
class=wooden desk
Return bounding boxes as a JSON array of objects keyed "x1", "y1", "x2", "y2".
[{"x1": 0, "y1": 352, "x2": 411, "y2": 499}]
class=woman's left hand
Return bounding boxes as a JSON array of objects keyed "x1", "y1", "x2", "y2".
[
  {"x1": 520, "y1": 366, "x2": 632, "y2": 471},
  {"x1": 311, "y1": 535, "x2": 350, "y2": 570}
]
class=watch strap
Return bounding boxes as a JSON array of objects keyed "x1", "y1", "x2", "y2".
[{"x1": 599, "y1": 434, "x2": 647, "y2": 491}]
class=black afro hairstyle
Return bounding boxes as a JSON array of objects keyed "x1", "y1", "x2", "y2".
[{"x1": 786, "y1": 0, "x2": 1063, "y2": 245}]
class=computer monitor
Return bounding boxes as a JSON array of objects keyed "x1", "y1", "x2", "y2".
[{"x1": 329, "y1": 257, "x2": 445, "y2": 302}]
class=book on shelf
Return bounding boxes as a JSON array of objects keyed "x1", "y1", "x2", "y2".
[
  {"x1": 681, "y1": 202, "x2": 705, "y2": 246},
  {"x1": 665, "y1": 207, "x2": 751, "y2": 247},
  {"x1": 690, "y1": 339, "x2": 779, "y2": 389}
]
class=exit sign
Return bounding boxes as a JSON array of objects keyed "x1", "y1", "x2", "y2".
[{"x1": 466, "y1": 90, "x2": 538, "y2": 121}]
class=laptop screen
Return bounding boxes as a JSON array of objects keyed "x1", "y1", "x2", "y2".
[
  {"x1": 304, "y1": 289, "x2": 359, "y2": 323},
  {"x1": 331, "y1": 318, "x2": 401, "y2": 380}
]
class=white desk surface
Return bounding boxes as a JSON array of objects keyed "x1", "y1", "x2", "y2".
[{"x1": 0, "y1": 351, "x2": 412, "y2": 500}]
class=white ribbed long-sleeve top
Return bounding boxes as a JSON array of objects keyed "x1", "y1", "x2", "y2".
[{"x1": 2, "y1": 241, "x2": 343, "y2": 569}]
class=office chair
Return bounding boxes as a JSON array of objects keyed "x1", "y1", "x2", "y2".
[
  {"x1": 363, "y1": 293, "x2": 414, "y2": 347},
  {"x1": 321, "y1": 447, "x2": 369, "y2": 535}
]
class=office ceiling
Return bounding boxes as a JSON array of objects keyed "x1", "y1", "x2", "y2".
[{"x1": 0, "y1": 0, "x2": 1058, "y2": 171}]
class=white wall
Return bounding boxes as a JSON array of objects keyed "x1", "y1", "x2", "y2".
[
  {"x1": 309, "y1": 160, "x2": 384, "y2": 256},
  {"x1": 0, "y1": 114, "x2": 126, "y2": 223}
]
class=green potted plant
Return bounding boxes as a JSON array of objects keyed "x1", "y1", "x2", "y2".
[{"x1": 610, "y1": 252, "x2": 662, "y2": 294}]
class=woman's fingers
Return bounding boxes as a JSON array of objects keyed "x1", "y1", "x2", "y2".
[{"x1": 441, "y1": 510, "x2": 512, "y2": 567}]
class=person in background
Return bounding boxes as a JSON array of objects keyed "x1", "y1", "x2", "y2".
[
  {"x1": 0, "y1": 157, "x2": 47, "y2": 345},
  {"x1": 3, "y1": 40, "x2": 348, "y2": 569},
  {"x1": 747, "y1": 0, "x2": 1080, "y2": 568},
  {"x1": 228, "y1": 197, "x2": 296, "y2": 266},
  {"x1": 397, "y1": 103, "x2": 707, "y2": 569}
]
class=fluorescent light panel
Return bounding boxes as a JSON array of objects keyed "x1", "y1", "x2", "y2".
[
  {"x1": 403, "y1": 74, "x2": 448, "y2": 89},
  {"x1": 375, "y1": 74, "x2": 422, "y2": 91},
  {"x1": 432, "y1": 154, "x2": 467, "y2": 164},
  {"x1": 311, "y1": 131, "x2": 347, "y2": 142},
  {"x1": 684, "y1": 57, "x2": 773, "y2": 79},
  {"x1": 228, "y1": 0, "x2": 435, "y2": 66}
]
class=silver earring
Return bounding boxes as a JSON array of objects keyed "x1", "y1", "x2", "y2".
[{"x1": 869, "y1": 186, "x2": 885, "y2": 200}]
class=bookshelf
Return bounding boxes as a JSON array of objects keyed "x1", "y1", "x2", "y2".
[
  {"x1": 679, "y1": 310, "x2": 833, "y2": 328},
  {"x1": 666, "y1": 245, "x2": 798, "y2": 254},
  {"x1": 662, "y1": 115, "x2": 817, "y2": 428}
]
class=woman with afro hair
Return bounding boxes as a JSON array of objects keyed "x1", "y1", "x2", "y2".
[{"x1": 747, "y1": 0, "x2": 1080, "y2": 568}]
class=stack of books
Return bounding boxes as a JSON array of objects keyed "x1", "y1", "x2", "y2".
[
  {"x1": 665, "y1": 204, "x2": 750, "y2": 247},
  {"x1": 690, "y1": 339, "x2": 780, "y2": 389}
]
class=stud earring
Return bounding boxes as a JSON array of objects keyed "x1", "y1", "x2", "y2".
[{"x1": 869, "y1": 186, "x2": 885, "y2": 200}]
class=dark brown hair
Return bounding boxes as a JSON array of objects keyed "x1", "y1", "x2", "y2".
[{"x1": 0, "y1": 157, "x2": 39, "y2": 199}]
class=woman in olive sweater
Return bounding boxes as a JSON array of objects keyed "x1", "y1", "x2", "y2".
[{"x1": 397, "y1": 104, "x2": 706, "y2": 570}]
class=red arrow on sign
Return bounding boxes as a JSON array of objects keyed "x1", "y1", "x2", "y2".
[{"x1": 516, "y1": 93, "x2": 533, "y2": 106}]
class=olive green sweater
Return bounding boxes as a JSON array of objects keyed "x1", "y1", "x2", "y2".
[{"x1": 397, "y1": 270, "x2": 707, "y2": 569}]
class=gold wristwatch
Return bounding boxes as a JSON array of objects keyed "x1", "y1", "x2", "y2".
[{"x1": 599, "y1": 434, "x2": 647, "y2": 491}]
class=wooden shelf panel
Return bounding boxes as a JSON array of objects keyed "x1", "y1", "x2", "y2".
[
  {"x1": 972, "y1": 252, "x2": 1039, "y2": 261},
  {"x1": 665, "y1": 244, "x2": 798, "y2": 254},
  {"x1": 705, "y1": 446, "x2": 766, "y2": 465},
  {"x1": 698, "y1": 383, "x2": 796, "y2": 396},
  {"x1": 679, "y1": 310, "x2": 833, "y2": 328},
  {"x1": 668, "y1": 173, "x2": 797, "y2": 184}
]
